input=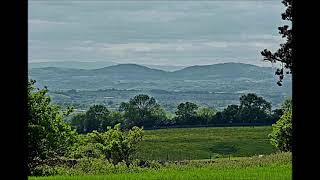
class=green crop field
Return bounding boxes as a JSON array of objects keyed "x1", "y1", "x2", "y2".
[{"x1": 134, "y1": 126, "x2": 277, "y2": 161}]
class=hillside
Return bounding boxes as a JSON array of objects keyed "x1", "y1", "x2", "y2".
[
  {"x1": 29, "y1": 62, "x2": 291, "y2": 91},
  {"x1": 29, "y1": 61, "x2": 117, "y2": 69},
  {"x1": 29, "y1": 62, "x2": 291, "y2": 109}
]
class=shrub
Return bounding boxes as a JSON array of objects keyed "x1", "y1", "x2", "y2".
[{"x1": 269, "y1": 108, "x2": 292, "y2": 152}]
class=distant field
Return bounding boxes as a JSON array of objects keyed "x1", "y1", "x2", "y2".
[
  {"x1": 134, "y1": 126, "x2": 277, "y2": 160},
  {"x1": 29, "y1": 152, "x2": 292, "y2": 180}
]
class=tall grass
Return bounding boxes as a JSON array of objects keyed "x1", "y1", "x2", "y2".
[{"x1": 29, "y1": 152, "x2": 291, "y2": 180}]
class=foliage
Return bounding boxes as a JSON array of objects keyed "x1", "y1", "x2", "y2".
[
  {"x1": 280, "y1": 97, "x2": 292, "y2": 111},
  {"x1": 120, "y1": 94, "x2": 165, "y2": 128},
  {"x1": 269, "y1": 107, "x2": 292, "y2": 152},
  {"x1": 70, "y1": 113, "x2": 87, "y2": 134},
  {"x1": 216, "y1": 105, "x2": 240, "y2": 124},
  {"x1": 86, "y1": 124, "x2": 143, "y2": 167},
  {"x1": 196, "y1": 107, "x2": 217, "y2": 125},
  {"x1": 175, "y1": 102, "x2": 199, "y2": 125},
  {"x1": 84, "y1": 105, "x2": 110, "y2": 132},
  {"x1": 28, "y1": 152, "x2": 291, "y2": 179},
  {"x1": 28, "y1": 80, "x2": 77, "y2": 175},
  {"x1": 261, "y1": 0, "x2": 292, "y2": 86},
  {"x1": 70, "y1": 105, "x2": 124, "y2": 133},
  {"x1": 238, "y1": 93, "x2": 272, "y2": 124},
  {"x1": 213, "y1": 93, "x2": 273, "y2": 125}
]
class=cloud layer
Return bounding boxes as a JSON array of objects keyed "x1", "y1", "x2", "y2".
[{"x1": 28, "y1": 1, "x2": 289, "y2": 66}]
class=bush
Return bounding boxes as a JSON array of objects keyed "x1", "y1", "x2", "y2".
[
  {"x1": 31, "y1": 164, "x2": 59, "y2": 176},
  {"x1": 269, "y1": 108, "x2": 292, "y2": 152}
]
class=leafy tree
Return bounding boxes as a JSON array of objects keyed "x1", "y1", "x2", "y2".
[
  {"x1": 119, "y1": 94, "x2": 161, "y2": 128},
  {"x1": 220, "y1": 105, "x2": 240, "y2": 124},
  {"x1": 196, "y1": 107, "x2": 217, "y2": 126},
  {"x1": 269, "y1": 107, "x2": 292, "y2": 152},
  {"x1": 175, "y1": 102, "x2": 199, "y2": 125},
  {"x1": 270, "y1": 108, "x2": 284, "y2": 123},
  {"x1": 101, "y1": 111, "x2": 125, "y2": 130},
  {"x1": 150, "y1": 106, "x2": 169, "y2": 127},
  {"x1": 28, "y1": 80, "x2": 77, "y2": 175},
  {"x1": 70, "y1": 113, "x2": 86, "y2": 134},
  {"x1": 261, "y1": 0, "x2": 292, "y2": 86},
  {"x1": 238, "y1": 93, "x2": 272, "y2": 124},
  {"x1": 70, "y1": 105, "x2": 124, "y2": 133},
  {"x1": 269, "y1": 97, "x2": 292, "y2": 123},
  {"x1": 84, "y1": 105, "x2": 110, "y2": 133},
  {"x1": 269, "y1": 97, "x2": 292, "y2": 152},
  {"x1": 280, "y1": 97, "x2": 292, "y2": 111},
  {"x1": 87, "y1": 124, "x2": 143, "y2": 167}
]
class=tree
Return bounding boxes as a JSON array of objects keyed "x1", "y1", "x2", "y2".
[
  {"x1": 175, "y1": 102, "x2": 199, "y2": 125},
  {"x1": 270, "y1": 108, "x2": 284, "y2": 123},
  {"x1": 70, "y1": 105, "x2": 124, "y2": 133},
  {"x1": 28, "y1": 80, "x2": 77, "y2": 175},
  {"x1": 261, "y1": 0, "x2": 292, "y2": 86},
  {"x1": 70, "y1": 113, "x2": 86, "y2": 134},
  {"x1": 269, "y1": 98, "x2": 292, "y2": 152},
  {"x1": 84, "y1": 105, "x2": 110, "y2": 133},
  {"x1": 220, "y1": 105, "x2": 240, "y2": 124},
  {"x1": 238, "y1": 93, "x2": 272, "y2": 124},
  {"x1": 119, "y1": 94, "x2": 161, "y2": 128},
  {"x1": 149, "y1": 106, "x2": 169, "y2": 127},
  {"x1": 280, "y1": 97, "x2": 292, "y2": 111},
  {"x1": 87, "y1": 124, "x2": 143, "y2": 167},
  {"x1": 101, "y1": 111, "x2": 125, "y2": 130},
  {"x1": 269, "y1": 107, "x2": 292, "y2": 152},
  {"x1": 196, "y1": 107, "x2": 217, "y2": 126}
]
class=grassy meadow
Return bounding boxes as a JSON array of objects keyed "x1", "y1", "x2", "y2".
[
  {"x1": 29, "y1": 152, "x2": 291, "y2": 180},
  {"x1": 134, "y1": 126, "x2": 277, "y2": 160}
]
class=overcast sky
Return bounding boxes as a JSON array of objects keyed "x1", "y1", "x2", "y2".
[{"x1": 28, "y1": 0, "x2": 289, "y2": 66}]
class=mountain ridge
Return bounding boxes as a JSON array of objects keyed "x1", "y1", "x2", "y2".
[{"x1": 28, "y1": 62, "x2": 291, "y2": 96}]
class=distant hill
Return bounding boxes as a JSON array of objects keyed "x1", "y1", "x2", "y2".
[
  {"x1": 29, "y1": 61, "x2": 186, "y2": 72},
  {"x1": 89, "y1": 64, "x2": 168, "y2": 79},
  {"x1": 142, "y1": 64, "x2": 186, "y2": 72},
  {"x1": 29, "y1": 61, "x2": 117, "y2": 70},
  {"x1": 171, "y1": 63, "x2": 273, "y2": 80},
  {"x1": 28, "y1": 62, "x2": 292, "y2": 95}
]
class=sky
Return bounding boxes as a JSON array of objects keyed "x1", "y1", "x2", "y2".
[{"x1": 28, "y1": 0, "x2": 289, "y2": 67}]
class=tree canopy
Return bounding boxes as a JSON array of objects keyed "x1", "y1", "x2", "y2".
[
  {"x1": 175, "y1": 102, "x2": 199, "y2": 125},
  {"x1": 119, "y1": 94, "x2": 166, "y2": 128},
  {"x1": 28, "y1": 80, "x2": 77, "y2": 175}
]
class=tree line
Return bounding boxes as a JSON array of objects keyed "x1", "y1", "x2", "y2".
[{"x1": 70, "y1": 93, "x2": 284, "y2": 134}]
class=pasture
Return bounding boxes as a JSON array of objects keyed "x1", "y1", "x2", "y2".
[{"x1": 134, "y1": 126, "x2": 277, "y2": 160}]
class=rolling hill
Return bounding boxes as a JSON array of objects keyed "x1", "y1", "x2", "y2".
[{"x1": 29, "y1": 62, "x2": 291, "y2": 93}]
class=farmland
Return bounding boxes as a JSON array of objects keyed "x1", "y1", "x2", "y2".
[{"x1": 134, "y1": 126, "x2": 277, "y2": 160}]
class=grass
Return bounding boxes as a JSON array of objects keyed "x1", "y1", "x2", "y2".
[
  {"x1": 28, "y1": 126, "x2": 289, "y2": 179},
  {"x1": 134, "y1": 126, "x2": 277, "y2": 160},
  {"x1": 29, "y1": 152, "x2": 292, "y2": 180}
]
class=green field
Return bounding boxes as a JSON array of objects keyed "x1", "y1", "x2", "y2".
[
  {"x1": 29, "y1": 152, "x2": 292, "y2": 180},
  {"x1": 134, "y1": 126, "x2": 277, "y2": 160},
  {"x1": 28, "y1": 126, "x2": 289, "y2": 179}
]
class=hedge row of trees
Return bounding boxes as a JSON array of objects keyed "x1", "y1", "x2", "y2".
[{"x1": 70, "y1": 93, "x2": 284, "y2": 134}]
